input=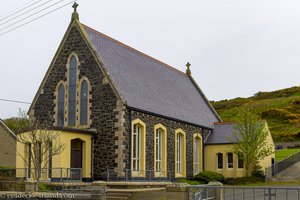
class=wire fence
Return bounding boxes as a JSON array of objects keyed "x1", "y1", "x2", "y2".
[{"x1": 265, "y1": 150, "x2": 300, "y2": 180}]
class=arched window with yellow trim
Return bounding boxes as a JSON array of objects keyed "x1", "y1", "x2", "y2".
[
  {"x1": 175, "y1": 129, "x2": 186, "y2": 177},
  {"x1": 193, "y1": 133, "x2": 202, "y2": 175},
  {"x1": 132, "y1": 119, "x2": 146, "y2": 177},
  {"x1": 57, "y1": 84, "x2": 65, "y2": 127},
  {"x1": 80, "y1": 80, "x2": 88, "y2": 125},
  {"x1": 154, "y1": 124, "x2": 167, "y2": 177}
]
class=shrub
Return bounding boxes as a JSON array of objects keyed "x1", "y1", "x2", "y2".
[
  {"x1": 251, "y1": 163, "x2": 265, "y2": 179},
  {"x1": 193, "y1": 171, "x2": 225, "y2": 183}
]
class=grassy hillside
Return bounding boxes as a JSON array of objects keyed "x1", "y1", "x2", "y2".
[{"x1": 211, "y1": 86, "x2": 300, "y2": 142}]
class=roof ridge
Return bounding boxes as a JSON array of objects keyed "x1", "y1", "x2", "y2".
[{"x1": 81, "y1": 23, "x2": 186, "y2": 76}]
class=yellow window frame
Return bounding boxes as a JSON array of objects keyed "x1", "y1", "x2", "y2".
[
  {"x1": 154, "y1": 124, "x2": 167, "y2": 177},
  {"x1": 175, "y1": 128, "x2": 186, "y2": 178},
  {"x1": 193, "y1": 133, "x2": 202, "y2": 175},
  {"x1": 131, "y1": 119, "x2": 146, "y2": 177}
]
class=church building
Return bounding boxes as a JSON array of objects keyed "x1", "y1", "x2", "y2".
[{"x1": 16, "y1": 4, "x2": 274, "y2": 182}]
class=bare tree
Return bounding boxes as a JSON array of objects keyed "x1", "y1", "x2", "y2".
[{"x1": 16, "y1": 114, "x2": 64, "y2": 191}]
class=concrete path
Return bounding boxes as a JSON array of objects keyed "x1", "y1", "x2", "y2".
[{"x1": 271, "y1": 162, "x2": 300, "y2": 182}]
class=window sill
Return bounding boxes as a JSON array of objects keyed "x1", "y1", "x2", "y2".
[{"x1": 175, "y1": 173, "x2": 185, "y2": 178}]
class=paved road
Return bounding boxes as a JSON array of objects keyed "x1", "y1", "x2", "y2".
[{"x1": 271, "y1": 162, "x2": 300, "y2": 182}]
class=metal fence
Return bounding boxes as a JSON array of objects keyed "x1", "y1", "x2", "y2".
[
  {"x1": 265, "y1": 150, "x2": 300, "y2": 180},
  {"x1": 188, "y1": 185, "x2": 300, "y2": 200},
  {"x1": 0, "y1": 168, "x2": 82, "y2": 182},
  {"x1": 106, "y1": 168, "x2": 172, "y2": 182}
]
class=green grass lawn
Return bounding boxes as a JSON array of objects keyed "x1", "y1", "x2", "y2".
[{"x1": 275, "y1": 148, "x2": 300, "y2": 162}]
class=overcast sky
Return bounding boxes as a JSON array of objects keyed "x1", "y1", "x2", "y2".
[{"x1": 1, "y1": 0, "x2": 300, "y2": 119}]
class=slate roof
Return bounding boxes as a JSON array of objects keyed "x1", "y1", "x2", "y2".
[
  {"x1": 205, "y1": 122, "x2": 235, "y2": 144},
  {"x1": 82, "y1": 24, "x2": 220, "y2": 128}
]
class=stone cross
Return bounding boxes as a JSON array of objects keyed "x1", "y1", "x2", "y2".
[
  {"x1": 186, "y1": 62, "x2": 191, "y2": 70},
  {"x1": 186, "y1": 62, "x2": 191, "y2": 76},
  {"x1": 72, "y1": 2, "x2": 79, "y2": 12}
]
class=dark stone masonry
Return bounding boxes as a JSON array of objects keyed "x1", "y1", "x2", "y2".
[
  {"x1": 32, "y1": 25, "x2": 119, "y2": 179},
  {"x1": 124, "y1": 110, "x2": 212, "y2": 179}
]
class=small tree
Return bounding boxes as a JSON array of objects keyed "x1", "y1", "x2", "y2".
[
  {"x1": 16, "y1": 114, "x2": 65, "y2": 191},
  {"x1": 4, "y1": 109, "x2": 30, "y2": 133},
  {"x1": 228, "y1": 106, "x2": 273, "y2": 177}
]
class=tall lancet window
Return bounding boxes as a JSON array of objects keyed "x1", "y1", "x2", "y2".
[
  {"x1": 68, "y1": 56, "x2": 77, "y2": 126},
  {"x1": 57, "y1": 84, "x2": 65, "y2": 127},
  {"x1": 80, "y1": 80, "x2": 88, "y2": 125}
]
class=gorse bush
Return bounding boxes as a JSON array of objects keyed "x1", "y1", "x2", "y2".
[
  {"x1": 261, "y1": 109, "x2": 300, "y2": 124},
  {"x1": 193, "y1": 171, "x2": 225, "y2": 183}
]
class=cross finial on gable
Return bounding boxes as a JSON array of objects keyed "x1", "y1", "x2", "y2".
[
  {"x1": 71, "y1": 2, "x2": 79, "y2": 21},
  {"x1": 72, "y1": 2, "x2": 79, "y2": 12},
  {"x1": 186, "y1": 62, "x2": 191, "y2": 76}
]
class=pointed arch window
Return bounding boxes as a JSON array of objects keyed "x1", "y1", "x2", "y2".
[
  {"x1": 131, "y1": 119, "x2": 146, "y2": 177},
  {"x1": 80, "y1": 80, "x2": 88, "y2": 125},
  {"x1": 57, "y1": 84, "x2": 65, "y2": 127},
  {"x1": 193, "y1": 133, "x2": 202, "y2": 175},
  {"x1": 68, "y1": 56, "x2": 77, "y2": 126},
  {"x1": 154, "y1": 124, "x2": 167, "y2": 177},
  {"x1": 175, "y1": 129, "x2": 186, "y2": 177}
]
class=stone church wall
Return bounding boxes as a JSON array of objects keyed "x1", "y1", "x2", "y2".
[
  {"x1": 32, "y1": 25, "x2": 119, "y2": 180},
  {"x1": 124, "y1": 109, "x2": 210, "y2": 179}
]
